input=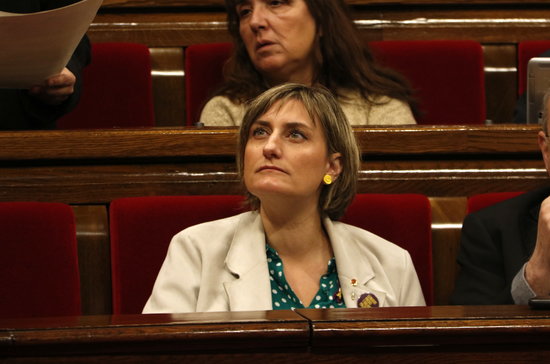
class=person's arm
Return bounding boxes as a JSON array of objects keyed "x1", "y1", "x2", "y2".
[
  {"x1": 523, "y1": 196, "x2": 550, "y2": 297},
  {"x1": 364, "y1": 96, "x2": 417, "y2": 125},
  {"x1": 142, "y1": 231, "x2": 202, "y2": 314},
  {"x1": 511, "y1": 263, "x2": 537, "y2": 304},
  {"x1": 451, "y1": 213, "x2": 514, "y2": 304},
  {"x1": 399, "y1": 251, "x2": 426, "y2": 306},
  {"x1": 198, "y1": 96, "x2": 243, "y2": 126}
]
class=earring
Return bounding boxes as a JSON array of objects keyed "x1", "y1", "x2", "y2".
[{"x1": 323, "y1": 174, "x2": 333, "y2": 185}]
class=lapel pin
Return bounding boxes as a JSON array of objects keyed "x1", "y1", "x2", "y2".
[{"x1": 357, "y1": 293, "x2": 379, "y2": 308}]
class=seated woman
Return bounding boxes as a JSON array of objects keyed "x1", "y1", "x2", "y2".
[
  {"x1": 143, "y1": 83, "x2": 425, "y2": 313},
  {"x1": 199, "y1": 0, "x2": 417, "y2": 126}
]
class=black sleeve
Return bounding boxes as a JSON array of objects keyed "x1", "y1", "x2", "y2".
[{"x1": 450, "y1": 213, "x2": 515, "y2": 305}]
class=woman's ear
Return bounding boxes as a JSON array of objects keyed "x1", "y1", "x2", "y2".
[{"x1": 326, "y1": 152, "x2": 342, "y2": 180}]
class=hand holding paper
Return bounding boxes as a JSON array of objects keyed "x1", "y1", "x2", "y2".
[
  {"x1": 0, "y1": 0, "x2": 102, "y2": 89},
  {"x1": 28, "y1": 67, "x2": 76, "y2": 106}
]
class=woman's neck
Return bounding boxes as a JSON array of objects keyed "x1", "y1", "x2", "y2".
[
  {"x1": 260, "y1": 199, "x2": 334, "y2": 307},
  {"x1": 263, "y1": 65, "x2": 316, "y2": 88},
  {"x1": 260, "y1": 200, "x2": 329, "y2": 258}
]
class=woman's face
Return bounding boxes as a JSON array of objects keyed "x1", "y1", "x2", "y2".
[
  {"x1": 243, "y1": 99, "x2": 340, "y2": 205},
  {"x1": 236, "y1": 0, "x2": 318, "y2": 85}
]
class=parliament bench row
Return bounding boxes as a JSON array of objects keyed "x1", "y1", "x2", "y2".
[
  {"x1": 0, "y1": 125, "x2": 545, "y2": 314},
  {"x1": 55, "y1": 39, "x2": 550, "y2": 129},
  {"x1": 0, "y1": 191, "x2": 523, "y2": 318},
  {"x1": 87, "y1": 1, "x2": 550, "y2": 126}
]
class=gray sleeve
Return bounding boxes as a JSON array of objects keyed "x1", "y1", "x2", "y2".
[{"x1": 511, "y1": 263, "x2": 536, "y2": 304}]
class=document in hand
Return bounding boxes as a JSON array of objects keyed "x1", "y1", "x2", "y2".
[{"x1": 0, "y1": 0, "x2": 102, "y2": 89}]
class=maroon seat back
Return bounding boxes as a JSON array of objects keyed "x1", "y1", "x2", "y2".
[
  {"x1": 369, "y1": 40, "x2": 486, "y2": 125},
  {"x1": 57, "y1": 42, "x2": 154, "y2": 129},
  {"x1": 185, "y1": 40, "x2": 485, "y2": 126},
  {"x1": 0, "y1": 202, "x2": 80, "y2": 318},
  {"x1": 341, "y1": 193, "x2": 433, "y2": 305},
  {"x1": 109, "y1": 195, "x2": 246, "y2": 314},
  {"x1": 185, "y1": 42, "x2": 234, "y2": 126}
]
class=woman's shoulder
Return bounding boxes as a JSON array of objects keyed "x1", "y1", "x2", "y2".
[
  {"x1": 174, "y1": 211, "x2": 254, "y2": 241},
  {"x1": 199, "y1": 95, "x2": 246, "y2": 126},
  {"x1": 337, "y1": 89, "x2": 416, "y2": 125},
  {"x1": 330, "y1": 220, "x2": 408, "y2": 256},
  {"x1": 368, "y1": 96, "x2": 416, "y2": 125}
]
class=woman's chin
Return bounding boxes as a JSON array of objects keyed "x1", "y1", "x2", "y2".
[{"x1": 248, "y1": 184, "x2": 293, "y2": 200}]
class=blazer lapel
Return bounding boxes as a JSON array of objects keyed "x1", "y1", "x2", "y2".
[
  {"x1": 324, "y1": 218, "x2": 387, "y2": 308},
  {"x1": 223, "y1": 212, "x2": 273, "y2": 311}
]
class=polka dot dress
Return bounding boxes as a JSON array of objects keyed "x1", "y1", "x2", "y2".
[{"x1": 266, "y1": 245, "x2": 346, "y2": 310}]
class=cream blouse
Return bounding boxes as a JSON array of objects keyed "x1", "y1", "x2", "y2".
[{"x1": 199, "y1": 89, "x2": 416, "y2": 126}]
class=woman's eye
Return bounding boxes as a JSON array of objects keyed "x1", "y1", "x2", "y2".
[
  {"x1": 289, "y1": 129, "x2": 305, "y2": 140},
  {"x1": 237, "y1": 6, "x2": 252, "y2": 18},
  {"x1": 252, "y1": 127, "x2": 268, "y2": 137}
]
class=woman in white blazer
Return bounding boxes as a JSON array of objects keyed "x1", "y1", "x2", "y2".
[{"x1": 143, "y1": 83, "x2": 425, "y2": 313}]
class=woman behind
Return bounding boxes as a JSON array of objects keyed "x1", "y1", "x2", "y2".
[
  {"x1": 199, "y1": 0, "x2": 417, "y2": 127},
  {"x1": 144, "y1": 83, "x2": 424, "y2": 313}
]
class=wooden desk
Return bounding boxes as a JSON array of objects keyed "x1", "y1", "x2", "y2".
[
  {"x1": 299, "y1": 305, "x2": 550, "y2": 362},
  {"x1": 0, "y1": 125, "x2": 545, "y2": 203},
  {"x1": 0, "y1": 310, "x2": 310, "y2": 361},
  {"x1": 2, "y1": 306, "x2": 550, "y2": 362}
]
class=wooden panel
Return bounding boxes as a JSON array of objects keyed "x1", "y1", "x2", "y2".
[
  {"x1": 483, "y1": 44, "x2": 517, "y2": 124},
  {"x1": 72, "y1": 205, "x2": 112, "y2": 315},
  {"x1": 429, "y1": 197, "x2": 466, "y2": 305},
  {"x1": 0, "y1": 125, "x2": 540, "y2": 160},
  {"x1": 0, "y1": 126, "x2": 545, "y2": 204},
  {"x1": 3, "y1": 307, "x2": 550, "y2": 362},
  {"x1": 88, "y1": 12, "x2": 231, "y2": 47},
  {"x1": 99, "y1": 0, "x2": 550, "y2": 8},
  {"x1": 0, "y1": 311, "x2": 310, "y2": 360},
  {"x1": 89, "y1": 7, "x2": 550, "y2": 46},
  {"x1": 298, "y1": 306, "x2": 550, "y2": 361},
  {"x1": 150, "y1": 47, "x2": 185, "y2": 126}
]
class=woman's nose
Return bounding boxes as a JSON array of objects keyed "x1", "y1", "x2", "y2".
[
  {"x1": 262, "y1": 135, "x2": 281, "y2": 159},
  {"x1": 249, "y1": 6, "x2": 268, "y2": 32}
]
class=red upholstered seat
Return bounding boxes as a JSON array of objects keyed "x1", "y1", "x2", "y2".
[
  {"x1": 111, "y1": 194, "x2": 433, "y2": 311},
  {"x1": 57, "y1": 42, "x2": 155, "y2": 129},
  {"x1": 0, "y1": 202, "x2": 80, "y2": 318},
  {"x1": 467, "y1": 192, "x2": 525, "y2": 214},
  {"x1": 184, "y1": 40, "x2": 485, "y2": 126},
  {"x1": 185, "y1": 42, "x2": 233, "y2": 126},
  {"x1": 517, "y1": 40, "x2": 550, "y2": 96},
  {"x1": 109, "y1": 195, "x2": 246, "y2": 314},
  {"x1": 341, "y1": 193, "x2": 433, "y2": 305},
  {"x1": 369, "y1": 40, "x2": 486, "y2": 125}
]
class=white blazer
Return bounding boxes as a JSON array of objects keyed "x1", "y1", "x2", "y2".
[{"x1": 143, "y1": 211, "x2": 425, "y2": 313}]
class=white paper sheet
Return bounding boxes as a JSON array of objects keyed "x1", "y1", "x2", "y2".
[{"x1": 0, "y1": 0, "x2": 103, "y2": 89}]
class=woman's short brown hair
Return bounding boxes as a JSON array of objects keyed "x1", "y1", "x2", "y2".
[{"x1": 237, "y1": 83, "x2": 361, "y2": 220}]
